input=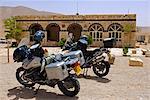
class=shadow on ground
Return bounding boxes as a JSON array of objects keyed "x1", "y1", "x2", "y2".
[
  {"x1": 78, "y1": 74, "x2": 111, "y2": 83},
  {"x1": 7, "y1": 86, "x2": 79, "y2": 100}
]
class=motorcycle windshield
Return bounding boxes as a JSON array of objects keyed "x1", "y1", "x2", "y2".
[{"x1": 17, "y1": 37, "x2": 30, "y2": 48}]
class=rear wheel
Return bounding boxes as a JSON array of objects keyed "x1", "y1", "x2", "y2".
[
  {"x1": 93, "y1": 61, "x2": 110, "y2": 77},
  {"x1": 16, "y1": 67, "x2": 35, "y2": 87},
  {"x1": 58, "y1": 77, "x2": 80, "y2": 97}
]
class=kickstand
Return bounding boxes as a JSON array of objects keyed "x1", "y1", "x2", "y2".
[
  {"x1": 83, "y1": 68, "x2": 85, "y2": 76},
  {"x1": 34, "y1": 84, "x2": 41, "y2": 95},
  {"x1": 83, "y1": 68, "x2": 88, "y2": 78}
]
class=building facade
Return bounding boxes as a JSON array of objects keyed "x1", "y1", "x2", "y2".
[
  {"x1": 16, "y1": 14, "x2": 136, "y2": 47},
  {"x1": 136, "y1": 27, "x2": 150, "y2": 43}
]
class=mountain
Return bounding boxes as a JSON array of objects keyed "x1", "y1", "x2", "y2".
[
  {"x1": 0, "y1": 6, "x2": 60, "y2": 19},
  {"x1": 137, "y1": 26, "x2": 150, "y2": 33},
  {"x1": 0, "y1": 6, "x2": 61, "y2": 38}
]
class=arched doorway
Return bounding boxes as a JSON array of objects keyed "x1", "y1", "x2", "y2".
[
  {"x1": 29, "y1": 23, "x2": 43, "y2": 41},
  {"x1": 46, "y1": 23, "x2": 60, "y2": 42},
  {"x1": 88, "y1": 23, "x2": 104, "y2": 41},
  {"x1": 67, "y1": 23, "x2": 82, "y2": 41}
]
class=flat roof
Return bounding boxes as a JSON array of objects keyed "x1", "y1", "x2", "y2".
[{"x1": 15, "y1": 14, "x2": 136, "y2": 21}]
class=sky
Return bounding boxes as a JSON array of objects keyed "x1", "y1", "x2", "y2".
[{"x1": 0, "y1": 0, "x2": 150, "y2": 26}]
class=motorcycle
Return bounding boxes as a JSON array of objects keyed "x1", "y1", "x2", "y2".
[
  {"x1": 13, "y1": 37, "x2": 80, "y2": 97},
  {"x1": 62, "y1": 35, "x2": 110, "y2": 77}
]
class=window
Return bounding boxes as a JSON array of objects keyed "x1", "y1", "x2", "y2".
[
  {"x1": 97, "y1": 32, "x2": 99, "y2": 38},
  {"x1": 137, "y1": 35, "x2": 145, "y2": 42},
  {"x1": 119, "y1": 33, "x2": 121, "y2": 38},
  {"x1": 89, "y1": 23, "x2": 104, "y2": 41},
  {"x1": 116, "y1": 32, "x2": 118, "y2": 38},
  {"x1": 108, "y1": 23, "x2": 123, "y2": 41},
  {"x1": 112, "y1": 32, "x2": 115, "y2": 38},
  {"x1": 109, "y1": 33, "x2": 111, "y2": 38}
]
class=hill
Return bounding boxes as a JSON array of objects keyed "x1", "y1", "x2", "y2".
[{"x1": 0, "y1": 6, "x2": 61, "y2": 38}]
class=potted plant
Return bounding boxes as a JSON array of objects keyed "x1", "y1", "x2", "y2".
[{"x1": 123, "y1": 45, "x2": 129, "y2": 56}]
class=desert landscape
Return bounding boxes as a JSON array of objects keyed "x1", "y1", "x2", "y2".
[{"x1": 0, "y1": 0, "x2": 150, "y2": 99}]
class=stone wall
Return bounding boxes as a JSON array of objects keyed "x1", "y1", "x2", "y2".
[{"x1": 16, "y1": 14, "x2": 136, "y2": 47}]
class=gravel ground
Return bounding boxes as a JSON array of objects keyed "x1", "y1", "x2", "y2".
[{"x1": 0, "y1": 47, "x2": 150, "y2": 100}]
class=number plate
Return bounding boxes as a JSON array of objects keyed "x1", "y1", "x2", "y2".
[{"x1": 73, "y1": 64, "x2": 82, "y2": 75}]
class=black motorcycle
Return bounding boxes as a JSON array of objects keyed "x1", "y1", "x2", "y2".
[{"x1": 62, "y1": 35, "x2": 110, "y2": 77}]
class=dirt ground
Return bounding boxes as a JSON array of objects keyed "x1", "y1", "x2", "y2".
[{"x1": 0, "y1": 47, "x2": 150, "y2": 100}]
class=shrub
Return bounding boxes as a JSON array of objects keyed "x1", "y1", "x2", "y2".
[
  {"x1": 87, "y1": 35, "x2": 93, "y2": 45},
  {"x1": 58, "y1": 38, "x2": 66, "y2": 48},
  {"x1": 123, "y1": 45, "x2": 129, "y2": 55}
]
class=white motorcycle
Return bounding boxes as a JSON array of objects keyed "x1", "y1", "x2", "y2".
[{"x1": 13, "y1": 38, "x2": 80, "y2": 97}]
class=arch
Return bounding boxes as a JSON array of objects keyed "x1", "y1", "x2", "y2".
[
  {"x1": 107, "y1": 23, "x2": 123, "y2": 41},
  {"x1": 88, "y1": 23, "x2": 104, "y2": 31},
  {"x1": 67, "y1": 23, "x2": 82, "y2": 41},
  {"x1": 29, "y1": 23, "x2": 43, "y2": 41},
  {"x1": 107, "y1": 23, "x2": 123, "y2": 32},
  {"x1": 88, "y1": 23, "x2": 104, "y2": 41},
  {"x1": 46, "y1": 23, "x2": 60, "y2": 42}
]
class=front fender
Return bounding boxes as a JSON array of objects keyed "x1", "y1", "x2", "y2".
[
  {"x1": 102, "y1": 53, "x2": 109, "y2": 62},
  {"x1": 16, "y1": 67, "x2": 25, "y2": 72}
]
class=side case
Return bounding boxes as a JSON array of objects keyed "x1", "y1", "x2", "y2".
[{"x1": 45, "y1": 61, "x2": 69, "y2": 80}]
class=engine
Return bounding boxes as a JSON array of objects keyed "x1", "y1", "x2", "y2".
[{"x1": 24, "y1": 67, "x2": 46, "y2": 82}]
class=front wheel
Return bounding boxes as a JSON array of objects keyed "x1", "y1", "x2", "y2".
[
  {"x1": 57, "y1": 76, "x2": 80, "y2": 97},
  {"x1": 93, "y1": 61, "x2": 110, "y2": 77},
  {"x1": 16, "y1": 67, "x2": 35, "y2": 87}
]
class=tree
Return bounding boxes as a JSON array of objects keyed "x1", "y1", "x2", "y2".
[
  {"x1": 124, "y1": 23, "x2": 133, "y2": 34},
  {"x1": 87, "y1": 35, "x2": 93, "y2": 45},
  {"x1": 123, "y1": 23, "x2": 134, "y2": 46},
  {"x1": 4, "y1": 17, "x2": 22, "y2": 43}
]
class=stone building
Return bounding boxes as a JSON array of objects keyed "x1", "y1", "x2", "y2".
[
  {"x1": 136, "y1": 27, "x2": 150, "y2": 44},
  {"x1": 15, "y1": 14, "x2": 136, "y2": 47}
]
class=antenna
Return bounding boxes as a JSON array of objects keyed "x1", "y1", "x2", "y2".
[
  {"x1": 128, "y1": 9, "x2": 130, "y2": 14},
  {"x1": 76, "y1": 0, "x2": 79, "y2": 15}
]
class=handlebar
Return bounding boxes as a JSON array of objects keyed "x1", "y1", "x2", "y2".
[
  {"x1": 62, "y1": 42, "x2": 77, "y2": 51},
  {"x1": 64, "y1": 56, "x2": 70, "y2": 62}
]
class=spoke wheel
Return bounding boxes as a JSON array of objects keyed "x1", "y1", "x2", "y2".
[
  {"x1": 93, "y1": 61, "x2": 110, "y2": 77},
  {"x1": 58, "y1": 77, "x2": 80, "y2": 97},
  {"x1": 16, "y1": 67, "x2": 35, "y2": 87}
]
